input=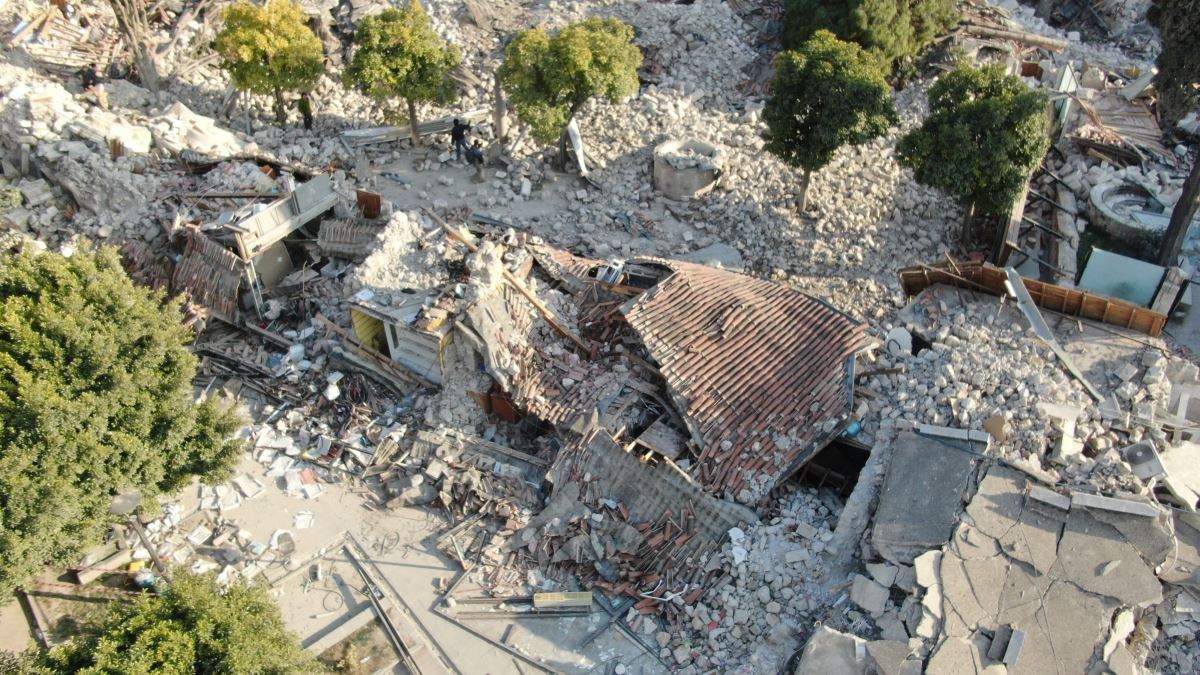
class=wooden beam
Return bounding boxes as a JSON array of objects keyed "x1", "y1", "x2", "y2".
[
  {"x1": 961, "y1": 22, "x2": 1069, "y2": 51},
  {"x1": 423, "y1": 207, "x2": 590, "y2": 351}
]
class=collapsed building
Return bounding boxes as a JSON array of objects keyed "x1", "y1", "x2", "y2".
[
  {"x1": 4, "y1": 0, "x2": 1200, "y2": 671},
  {"x1": 350, "y1": 220, "x2": 876, "y2": 506}
]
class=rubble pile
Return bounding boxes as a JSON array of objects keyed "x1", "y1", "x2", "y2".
[
  {"x1": 861, "y1": 285, "x2": 1200, "y2": 488},
  {"x1": 671, "y1": 486, "x2": 844, "y2": 673},
  {"x1": 608, "y1": 0, "x2": 760, "y2": 112},
  {"x1": 351, "y1": 210, "x2": 453, "y2": 294},
  {"x1": 564, "y1": 79, "x2": 957, "y2": 318},
  {"x1": 4, "y1": 0, "x2": 1200, "y2": 671},
  {"x1": 1152, "y1": 586, "x2": 1200, "y2": 673},
  {"x1": 998, "y1": 0, "x2": 1157, "y2": 68}
]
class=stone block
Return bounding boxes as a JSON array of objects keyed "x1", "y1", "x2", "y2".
[{"x1": 851, "y1": 574, "x2": 889, "y2": 615}]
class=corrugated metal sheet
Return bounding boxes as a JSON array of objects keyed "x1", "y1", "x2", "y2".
[
  {"x1": 319, "y1": 219, "x2": 383, "y2": 258},
  {"x1": 619, "y1": 260, "x2": 872, "y2": 502},
  {"x1": 172, "y1": 231, "x2": 242, "y2": 320}
]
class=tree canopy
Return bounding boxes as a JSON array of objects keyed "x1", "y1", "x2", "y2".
[
  {"x1": 782, "y1": 0, "x2": 958, "y2": 72},
  {"x1": 897, "y1": 63, "x2": 1050, "y2": 216},
  {"x1": 763, "y1": 30, "x2": 897, "y2": 209},
  {"x1": 214, "y1": 0, "x2": 324, "y2": 124},
  {"x1": 498, "y1": 17, "x2": 642, "y2": 145},
  {"x1": 22, "y1": 572, "x2": 314, "y2": 674},
  {"x1": 1149, "y1": 0, "x2": 1199, "y2": 122},
  {"x1": 344, "y1": 3, "x2": 460, "y2": 143},
  {"x1": 0, "y1": 247, "x2": 241, "y2": 596}
]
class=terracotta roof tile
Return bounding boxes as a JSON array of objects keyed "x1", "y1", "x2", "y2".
[
  {"x1": 172, "y1": 231, "x2": 242, "y2": 320},
  {"x1": 619, "y1": 259, "x2": 872, "y2": 502}
]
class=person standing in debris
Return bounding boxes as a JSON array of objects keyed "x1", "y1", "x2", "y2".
[
  {"x1": 78, "y1": 62, "x2": 108, "y2": 111},
  {"x1": 450, "y1": 118, "x2": 472, "y2": 161},
  {"x1": 465, "y1": 139, "x2": 485, "y2": 182},
  {"x1": 298, "y1": 92, "x2": 314, "y2": 131}
]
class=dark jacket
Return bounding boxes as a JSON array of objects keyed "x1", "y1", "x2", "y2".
[{"x1": 79, "y1": 66, "x2": 100, "y2": 89}]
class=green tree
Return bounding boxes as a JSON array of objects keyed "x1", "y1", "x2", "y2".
[
  {"x1": 0, "y1": 248, "x2": 241, "y2": 596},
  {"x1": 897, "y1": 63, "x2": 1049, "y2": 227},
  {"x1": 214, "y1": 0, "x2": 325, "y2": 126},
  {"x1": 783, "y1": 0, "x2": 958, "y2": 72},
  {"x1": 763, "y1": 31, "x2": 897, "y2": 212},
  {"x1": 23, "y1": 572, "x2": 316, "y2": 674},
  {"x1": 499, "y1": 17, "x2": 642, "y2": 164},
  {"x1": 1150, "y1": 0, "x2": 1199, "y2": 123},
  {"x1": 345, "y1": 3, "x2": 460, "y2": 145},
  {"x1": 1149, "y1": 0, "x2": 1199, "y2": 266}
]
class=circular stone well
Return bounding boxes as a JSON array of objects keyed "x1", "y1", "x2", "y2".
[
  {"x1": 1087, "y1": 180, "x2": 1168, "y2": 256},
  {"x1": 652, "y1": 139, "x2": 725, "y2": 201}
]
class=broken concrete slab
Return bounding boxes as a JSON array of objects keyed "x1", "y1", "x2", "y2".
[
  {"x1": 914, "y1": 549, "x2": 943, "y2": 589},
  {"x1": 1159, "y1": 512, "x2": 1200, "y2": 591},
  {"x1": 924, "y1": 634, "x2": 1001, "y2": 675},
  {"x1": 876, "y1": 610, "x2": 910, "y2": 642},
  {"x1": 960, "y1": 469, "x2": 1063, "y2": 573},
  {"x1": 1087, "y1": 508, "x2": 1174, "y2": 568},
  {"x1": 795, "y1": 626, "x2": 865, "y2": 675},
  {"x1": 1028, "y1": 485, "x2": 1071, "y2": 511},
  {"x1": 998, "y1": 500, "x2": 1065, "y2": 576},
  {"x1": 963, "y1": 466, "x2": 1026, "y2": 540},
  {"x1": 866, "y1": 562, "x2": 899, "y2": 588},
  {"x1": 864, "y1": 640, "x2": 920, "y2": 675},
  {"x1": 874, "y1": 431, "x2": 977, "y2": 564},
  {"x1": 950, "y1": 522, "x2": 1001, "y2": 560},
  {"x1": 888, "y1": 565, "x2": 913, "y2": 593},
  {"x1": 1051, "y1": 508, "x2": 1162, "y2": 607},
  {"x1": 1069, "y1": 491, "x2": 1161, "y2": 518},
  {"x1": 997, "y1": 572, "x2": 1112, "y2": 675},
  {"x1": 939, "y1": 551, "x2": 1009, "y2": 638},
  {"x1": 851, "y1": 573, "x2": 890, "y2": 615}
]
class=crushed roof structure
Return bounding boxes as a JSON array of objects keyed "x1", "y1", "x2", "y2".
[
  {"x1": 358, "y1": 233, "x2": 874, "y2": 503},
  {"x1": 616, "y1": 259, "x2": 874, "y2": 501},
  {"x1": 528, "y1": 245, "x2": 875, "y2": 502}
]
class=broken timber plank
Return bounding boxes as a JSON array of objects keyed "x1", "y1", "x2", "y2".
[{"x1": 961, "y1": 22, "x2": 1068, "y2": 51}]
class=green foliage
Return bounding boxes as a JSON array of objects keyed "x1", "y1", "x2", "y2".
[
  {"x1": 0, "y1": 187, "x2": 20, "y2": 210},
  {"x1": 344, "y1": 3, "x2": 460, "y2": 109},
  {"x1": 214, "y1": 0, "x2": 324, "y2": 97},
  {"x1": 0, "y1": 248, "x2": 241, "y2": 596},
  {"x1": 763, "y1": 31, "x2": 897, "y2": 175},
  {"x1": 782, "y1": 0, "x2": 958, "y2": 71},
  {"x1": 25, "y1": 573, "x2": 316, "y2": 674},
  {"x1": 1149, "y1": 0, "x2": 1200, "y2": 122},
  {"x1": 897, "y1": 63, "x2": 1050, "y2": 216},
  {"x1": 499, "y1": 17, "x2": 642, "y2": 145}
]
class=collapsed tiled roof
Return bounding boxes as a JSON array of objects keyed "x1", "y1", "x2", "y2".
[
  {"x1": 618, "y1": 259, "x2": 873, "y2": 503},
  {"x1": 172, "y1": 230, "x2": 242, "y2": 320}
]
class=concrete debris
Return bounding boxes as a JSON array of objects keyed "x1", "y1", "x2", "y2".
[
  {"x1": 794, "y1": 626, "x2": 866, "y2": 675},
  {"x1": 873, "y1": 431, "x2": 977, "y2": 563},
  {"x1": 850, "y1": 574, "x2": 889, "y2": 615},
  {"x1": 3, "y1": 0, "x2": 1196, "y2": 671}
]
